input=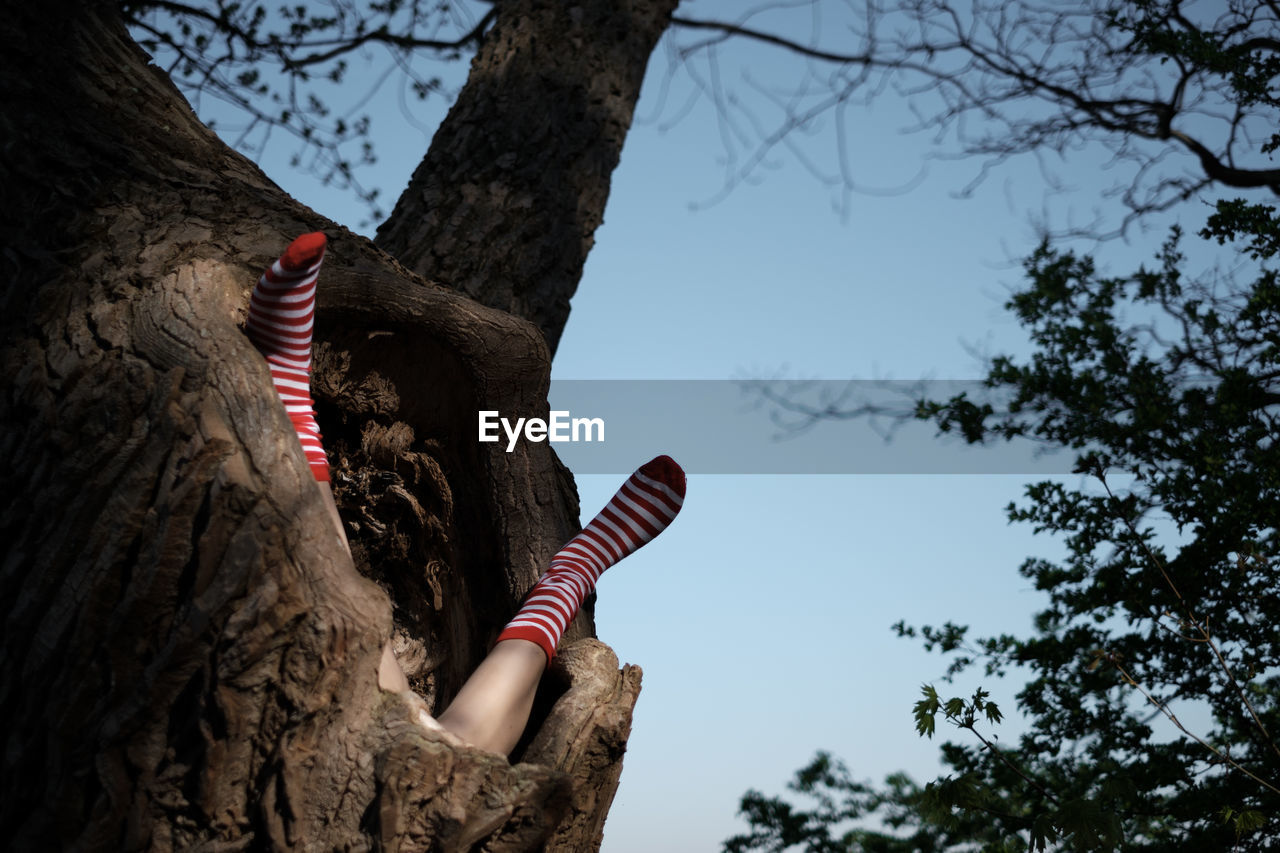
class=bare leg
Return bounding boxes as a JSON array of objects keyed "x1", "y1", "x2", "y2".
[
  {"x1": 440, "y1": 456, "x2": 684, "y2": 755},
  {"x1": 437, "y1": 640, "x2": 546, "y2": 755},
  {"x1": 316, "y1": 447, "x2": 678, "y2": 755},
  {"x1": 250, "y1": 235, "x2": 421, "y2": 712},
  {"x1": 318, "y1": 479, "x2": 546, "y2": 752}
]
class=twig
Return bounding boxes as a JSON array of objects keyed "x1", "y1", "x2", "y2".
[
  {"x1": 1106, "y1": 654, "x2": 1280, "y2": 796},
  {"x1": 1098, "y1": 473, "x2": 1280, "y2": 767}
]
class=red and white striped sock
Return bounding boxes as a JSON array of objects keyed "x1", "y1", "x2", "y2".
[
  {"x1": 246, "y1": 232, "x2": 329, "y2": 482},
  {"x1": 497, "y1": 455, "x2": 686, "y2": 661}
]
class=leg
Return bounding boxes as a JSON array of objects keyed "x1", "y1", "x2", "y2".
[
  {"x1": 436, "y1": 639, "x2": 546, "y2": 755},
  {"x1": 248, "y1": 239, "x2": 688, "y2": 755},
  {"x1": 246, "y1": 231, "x2": 330, "y2": 482},
  {"x1": 438, "y1": 456, "x2": 686, "y2": 755},
  {"x1": 249, "y1": 233, "x2": 417, "y2": 695}
]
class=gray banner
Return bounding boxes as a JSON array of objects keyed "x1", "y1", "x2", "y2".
[{"x1": 475, "y1": 379, "x2": 1075, "y2": 474}]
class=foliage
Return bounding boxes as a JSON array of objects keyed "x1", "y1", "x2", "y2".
[
  {"x1": 727, "y1": 1, "x2": 1280, "y2": 848},
  {"x1": 729, "y1": 219, "x2": 1280, "y2": 850},
  {"x1": 724, "y1": 751, "x2": 979, "y2": 853}
]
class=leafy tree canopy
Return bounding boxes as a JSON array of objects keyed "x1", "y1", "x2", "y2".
[{"x1": 725, "y1": 0, "x2": 1280, "y2": 850}]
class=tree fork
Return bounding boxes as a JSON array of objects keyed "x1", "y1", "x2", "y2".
[
  {"x1": 375, "y1": 0, "x2": 680, "y2": 355},
  {"x1": 1, "y1": 2, "x2": 650, "y2": 850}
]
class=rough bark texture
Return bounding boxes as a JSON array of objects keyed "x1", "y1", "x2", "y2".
[
  {"x1": 374, "y1": 0, "x2": 679, "y2": 355},
  {"x1": 519, "y1": 642, "x2": 644, "y2": 852},
  {"x1": 0, "y1": 1, "x2": 666, "y2": 850}
]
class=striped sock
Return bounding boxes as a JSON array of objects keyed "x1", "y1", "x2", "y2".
[
  {"x1": 497, "y1": 455, "x2": 686, "y2": 661},
  {"x1": 246, "y1": 232, "x2": 329, "y2": 482}
]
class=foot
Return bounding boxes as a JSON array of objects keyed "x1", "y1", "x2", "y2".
[{"x1": 497, "y1": 455, "x2": 686, "y2": 660}]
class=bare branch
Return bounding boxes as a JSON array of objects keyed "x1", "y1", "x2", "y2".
[
  {"x1": 666, "y1": 0, "x2": 1280, "y2": 237},
  {"x1": 283, "y1": 11, "x2": 496, "y2": 69},
  {"x1": 122, "y1": 0, "x2": 488, "y2": 224},
  {"x1": 671, "y1": 14, "x2": 873, "y2": 65},
  {"x1": 1167, "y1": 129, "x2": 1280, "y2": 190},
  {"x1": 1107, "y1": 654, "x2": 1280, "y2": 796}
]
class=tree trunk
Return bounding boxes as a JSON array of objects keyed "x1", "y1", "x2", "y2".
[
  {"x1": 375, "y1": 0, "x2": 679, "y2": 355},
  {"x1": 0, "y1": 1, "x2": 664, "y2": 850}
]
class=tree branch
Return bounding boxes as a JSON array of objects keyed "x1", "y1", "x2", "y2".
[
  {"x1": 670, "y1": 15, "x2": 873, "y2": 65},
  {"x1": 669, "y1": 0, "x2": 1280, "y2": 238},
  {"x1": 1167, "y1": 129, "x2": 1280, "y2": 190},
  {"x1": 1107, "y1": 655, "x2": 1280, "y2": 797},
  {"x1": 283, "y1": 11, "x2": 496, "y2": 69},
  {"x1": 1098, "y1": 474, "x2": 1280, "y2": 767},
  {"x1": 125, "y1": 0, "x2": 495, "y2": 66}
]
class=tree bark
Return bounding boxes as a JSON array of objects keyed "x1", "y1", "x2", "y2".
[
  {"x1": 0, "y1": 1, "x2": 665, "y2": 850},
  {"x1": 375, "y1": 0, "x2": 679, "y2": 355}
]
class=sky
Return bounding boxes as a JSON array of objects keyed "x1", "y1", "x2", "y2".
[{"x1": 154, "y1": 1, "x2": 1241, "y2": 849}]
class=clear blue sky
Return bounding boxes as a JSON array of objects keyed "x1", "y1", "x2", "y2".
[{"x1": 167, "y1": 1, "x2": 1228, "y2": 848}]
